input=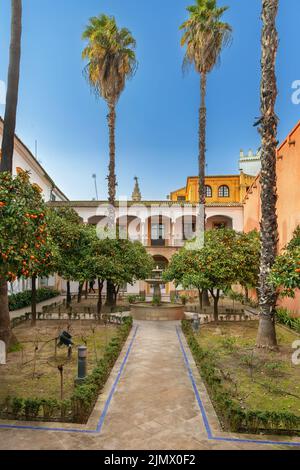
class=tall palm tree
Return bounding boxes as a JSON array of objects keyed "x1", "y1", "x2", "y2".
[
  {"x1": 256, "y1": 0, "x2": 279, "y2": 349},
  {"x1": 82, "y1": 14, "x2": 137, "y2": 306},
  {"x1": 0, "y1": 0, "x2": 22, "y2": 347},
  {"x1": 82, "y1": 14, "x2": 137, "y2": 206},
  {"x1": 180, "y1": 0, "x2": 231, "y2": 235},
  {"x1": 0, "y1": 0, "x2": 22, "y2": 173}
]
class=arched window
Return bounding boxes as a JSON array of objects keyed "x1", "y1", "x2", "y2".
[
  {"x1": 218, "y1": 185, "x2": 230, "y2": 198},
  {"x1": 205, "y1": 185, "x2": 212, "y2": 198}
]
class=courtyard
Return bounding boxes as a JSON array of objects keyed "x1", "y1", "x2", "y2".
[
  {"x1": 1, "y1": 320, "x2": 300, "y2": 450},
  {"x1": 1, "y1": 0, "x2": 300, "y2": 457}
]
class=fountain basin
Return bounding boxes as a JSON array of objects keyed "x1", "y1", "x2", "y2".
[{"x1": 131, "y1": 303, "x2": 184, "y2": 321}]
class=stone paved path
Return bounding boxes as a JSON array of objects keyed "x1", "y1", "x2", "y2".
[
  {"x1": 0, "y1": 321, "x2": 295, "y2": 450},
  {"x1": 9, "y1": 295, "x2": 64, "y2": 319}
]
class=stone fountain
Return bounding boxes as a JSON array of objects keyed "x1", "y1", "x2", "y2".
[
  {"x1": 145, "y1": 266, "x2": 165, "y2": 302},
  {"x1": 130, "y1": 266, "x2": 184, "y2": 321}
]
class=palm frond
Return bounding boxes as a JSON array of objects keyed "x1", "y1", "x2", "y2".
[
  {"x1": 180, "y1": 0, "x2": 232, "y2": 75},
  {"x1": 82, "y1": 14, "x2": 137, "y2": 103}
]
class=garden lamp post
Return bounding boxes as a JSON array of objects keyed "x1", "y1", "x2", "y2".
[{"x1": 76, "y1": 345, "x2": 87, "y2": 384}]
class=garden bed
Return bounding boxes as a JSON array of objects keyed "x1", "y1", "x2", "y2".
[
  {"x1": 182, "y1": 320, "x2": 300, "y2": 436},
  {"x1": 0, "y1": 317, "x2": 132, "y2": 423}
]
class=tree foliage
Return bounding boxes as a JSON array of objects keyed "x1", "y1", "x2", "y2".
[
  {"x1": 270, "y1": 227, "x2": 300, "y2": 298},
  {"x1": 180, "y1": 0, "x2": 232, "y2": 75},
  {"x1": 0, "y1": 172, "x2": 51, "y2": 282},
  {"x1": 164, "y1": 229, "x2": 260, "y2": 320},
  {"x1": 82, "y1": 14, "x2": 137, "y2": 105}
]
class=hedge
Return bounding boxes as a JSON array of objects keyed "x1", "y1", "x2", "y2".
[
  {"x1": 276, "y1": 308, "x2": 300, "y2": 334},
  {"x1": 182, "y1": 319, "x2": 300, "y2": 436},
  {"x1": 0, "y1": 317, "x2": 133, "y2": 423},
  {"x1": 8, "y1": 288, "x2": 60, "y2": 311}
]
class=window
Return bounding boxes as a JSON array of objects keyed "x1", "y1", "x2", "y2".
[
  {"x1": 218, "y1": 185, "x2": 230, "y2": 198},
  {"x1": 50, "y1": 193, "x2": 56, "y2": 202},
  {"x1": 177, "y1": 196, "x2": 186, "y2": 202},
  {"x1": 151, "y1": 223, "x2": 165, "y2": 246},
  {"x1": 205, "y1": 185, "x2": 212, "y2": 198}
]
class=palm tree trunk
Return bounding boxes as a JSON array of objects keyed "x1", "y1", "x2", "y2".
[
  {"x1": 198, "y1": 72, "x2": 207, "y2": 235},
  {"x1": 0, "y1": 0, "x2": 22, "y2": 173},
  {"x1": 0, "y1": 0, "x2": 22, "y2": 347},
  {"x1": 106, "y1": 102, "x2": 117, "y2": 305},
  {"x1": 107, "y1": 102, "x2": 117, "y2": 206},
  {"x1": 199, "y1": 73, "x2": 210, "y2": 305},
  {"x1": 256, "y1": 0, "x2": 279, "y2": 349},
  {"x1": 31, "y1": 275, "x2": 37, "y2": 326}
]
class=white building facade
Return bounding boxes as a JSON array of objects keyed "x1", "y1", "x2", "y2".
[{"x1": 0, "y1": 118, "x2": 68, "y2": 294}]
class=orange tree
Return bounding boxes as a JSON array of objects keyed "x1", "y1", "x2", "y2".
[
  {"x1": 235, "y1": 230, "x2": 261, "y2": 301},
  {"x1": 163, "y1": 248, "x2": 207, "y2": 310},
  {"x1": 47, "y1": 207, "x2": 86, "y2": 307},
  {"x1": 270, "y1": 227, "x2": 300, "y2": 299},
  {"x1": 164, "y1": 229, "x2": 249, "y2": 321},
  {"x1": 20, "y1": 231, "x2": 57, "y2": 326},
  {"x1": 105, "y1": 239, "x2": 153, "y2": 307},
  {"x1": 0, "y1": 171, "x2": 50, "y2": 344}
]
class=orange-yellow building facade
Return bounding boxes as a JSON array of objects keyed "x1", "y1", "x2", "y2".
[
  {"x1": 171, "y1": 173, "x2": 255, "y2": 204},
  {"x1": 244, "y1": 121, "x2": 300, "y2": 316}
]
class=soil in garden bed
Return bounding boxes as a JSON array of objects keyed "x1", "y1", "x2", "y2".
[
  {"x1": 195, "y1": 321, "x2": 300, "y2": 420},
  {"x1": 0, "y1": 320, "x2": 118, "y2": 403}
]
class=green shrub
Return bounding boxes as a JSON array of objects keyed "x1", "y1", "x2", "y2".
[
  {"x1": 11, "y1": 397, "x2": 24, "y2": 417},
  {"x1": 220, "y1": 337, "x2": 236, "y2": 352},
  {"x1": 152, "y1": 295, "x2": 161, "y2": 307},
  {"x1": 41, "y1": 399, "x2": 59, "y2": 419},
  {"x1": 276, "y1": 308, "x2": 300, "y2": 333},
  {"x1": 24, "y1": 398, "x2": 41, "y2": 419},
  {"x1": 8, "y1": 288, "x2": 60, "y2": 311},
  {"x1": 128, "y1": 295, "x2": 138, "y2": 304},
  {"x1": 8, "y1": 342, "x2": 23, "y2": 353}
]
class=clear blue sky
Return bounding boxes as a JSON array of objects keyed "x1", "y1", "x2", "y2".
[{"x1": 0, "y1": 0, "x2": 299, "y2": 201}]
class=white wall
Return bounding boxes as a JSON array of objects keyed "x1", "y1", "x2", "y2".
[{"x1": 0, "y1": 125, "x2": 67, "y2": 202}]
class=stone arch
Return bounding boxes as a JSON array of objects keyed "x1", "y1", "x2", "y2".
[{"x1": 206, "y1": 215, "x2": 233, "y2": 230}]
